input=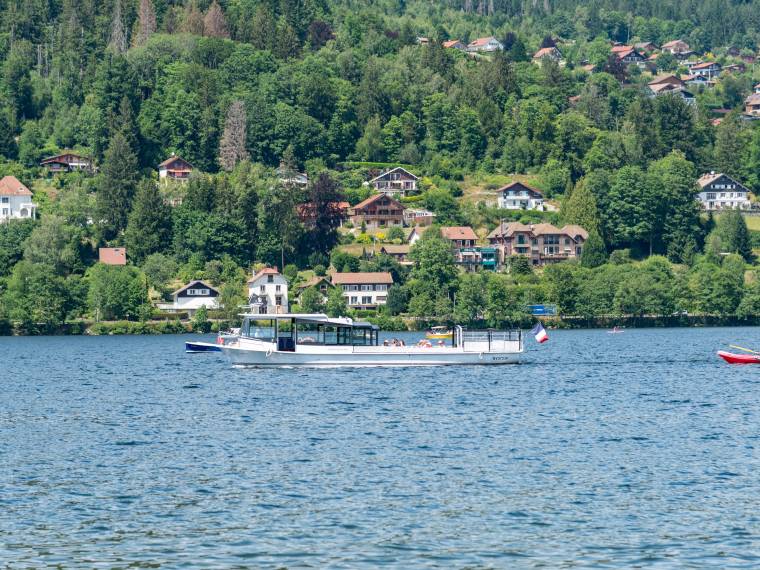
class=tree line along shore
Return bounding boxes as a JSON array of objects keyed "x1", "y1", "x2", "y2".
[{"x1": 2, "y1": 0, "x2": 760, "y2": 335}]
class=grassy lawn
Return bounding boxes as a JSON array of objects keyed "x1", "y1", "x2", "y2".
[{"x1": 743, "y1": 215, "x2": 760, "y2": 231}]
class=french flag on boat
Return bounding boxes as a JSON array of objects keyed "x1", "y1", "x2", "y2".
[{"x1": 531, "y1": 322, "x2": 549, "y2": 343}]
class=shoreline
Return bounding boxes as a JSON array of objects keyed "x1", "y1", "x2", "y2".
[{"x1": 2, "y1": 315, "x2": 758, "y2": 336}]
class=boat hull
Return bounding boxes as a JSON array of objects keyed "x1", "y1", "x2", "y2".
[
  {"x1": 718, "y1": 350, "x2": 760, "y2": 364},
  {"x1": 222, "y1": 344, "x2": 521, "y2": 367},
  {"x1": 185, "y1": 341, "x2": 222, "y2": 353}
]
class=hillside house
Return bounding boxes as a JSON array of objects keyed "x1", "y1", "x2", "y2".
[
  {"x1": 532, "y1": 46, "x2": 563, "y2": 63},
  {"x1": 648, "y1": 82, "x2": 695, "y2": 105},
  {"x1": 158, "y1": 280, "x2": 220, "y2": 315},
  {"x1": 634, "y1": 42, "x2": 658, "y2": 53},
  {"x1": 98, "y1": 247, "x2": 127, "y2": 265},
  {"x1": 497, "y1": 182, "x2": 545, "y2": 210},
  {"x1": 369, "y1": 167, "x2": 418, "y2": 197},
  {"x1": 745, "y1": 93, "x2": 760, "y2": 117},
  {"x1": 691, "y1": 61, "x2": 721, "y2": 79},
  {"x1": 407, "y1": 226, "x2": 428, "y2": 245},
  {"x1": 648, "y1": 74, "x2": 685, "y2": 89},
  {"x1": 467, "y1": 36, "x2": 503, "y2": 52},
  {"x1": 247, "y1": 267, "x2": 289, "y2": 314},
  {"x1": 682, "y1": 74, "x2": 713, "y2": 88},
  {"x1": 0, "y1": 176, "x2": 37, "y2": 222},
  {"x1": 697, "y1": 172, "x2": 752, "y2": 210},
  {"x1": 487, "y1": 222, "x2": 588, "y2": 267},
  {"x1": 441, "y1": 226, "x2": 478, "y2": 250},
  {"x1": 379, "y1": 244, "x2": 412, "y2": 265},
  {"x1": 331, "y1": 272, "x2": 393, "y2": 309},
  {"x1": 40, "y1": 152, "x2": 93, "y2": 173},
  {"x1": 443, "y1": 39, "x2": 466, "y2": 50},
  {"x1": 350, "y1": 193, "x2": 405, "y2": 229},
  {"x1": 295, "y1": 276, "x2": 334, "y2": 304},
  {"x1": 612, "y1": 45, "x2": 646, "y2": 64},
  {"x1": 158, "y1": 155, "x2": 194, "y2": 182},
  {"x1": 661, "y1": 40, "x2": 692, "y2": 57}
]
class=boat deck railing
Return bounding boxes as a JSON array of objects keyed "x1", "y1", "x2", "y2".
[{"x1": 457, "y1": 328, "x2": 523, "y2": 353}]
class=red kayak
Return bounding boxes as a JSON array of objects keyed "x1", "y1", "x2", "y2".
[{"x1": 718, "y1": 351, "x2": 760, "y2": 364}]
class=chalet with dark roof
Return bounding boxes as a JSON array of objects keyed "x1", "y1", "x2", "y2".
[
  {"x1": 158, "y1": 155, "x2": 194, "y2": 182},
  {"x1": 350, "y1": 193, "x2": 405, "y2": 229}
]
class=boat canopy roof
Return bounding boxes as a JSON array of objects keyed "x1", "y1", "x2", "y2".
[{"x1": 239, "y1": 312, "x2": 378, "y2": 329}]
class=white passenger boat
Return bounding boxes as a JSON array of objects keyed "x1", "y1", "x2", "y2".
[{"x1": 221, "y1": 313, "x2": 523, "y2": 367}]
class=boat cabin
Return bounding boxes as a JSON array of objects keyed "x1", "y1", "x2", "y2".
[{"x1": 240, "y1": 313, "x2": 380, "y2": 352}]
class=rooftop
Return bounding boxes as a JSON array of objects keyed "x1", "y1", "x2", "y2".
[
  {"x1": 441, "y1": 226, "x2": 478, "y2": 241},
  {"x1": 0, "y1": 175, "x2": 32, "y2": 196},
  {"x1": 331, "y1": 272, "x2": 394, "y2": 285}
]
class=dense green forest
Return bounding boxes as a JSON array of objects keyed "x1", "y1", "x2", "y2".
[{"x1": 1, "y1": 0, "x2": 760, "y2": 332}]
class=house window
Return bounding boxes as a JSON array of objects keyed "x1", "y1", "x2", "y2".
[
  {"x1": 267, "y1": 275, "x2": 274, "y2": 283},
  {"x1": 361, "y1": 285, "x2": 372, "y2": 291},
  {"x1": 376, "y1": 284, "x2": 387, "y2": 291},
  {"x1": 275, "y1": 285, "x2": 281, "y2": 292},
  {"x1": 275, "y1": 296, "x2": 282, "y2": 306},
  {"x1": 362, "y1": 296, "x2": 372, "y2": 304},
  {"x1": 350, "y1": 296, "x2": 358, "y2": 304},
  {"x1": 706, "y1": 193, "x2": 716, "y2": 200},
  {"x1": 260, "y1": 285, "x2": 265, "y2": 293},
  {"x1": 1, "y1": 208, "x2": 7, "y2": 216},
  {"x1": 1, "y1": 197, "x2": 8, "y2": 203}
]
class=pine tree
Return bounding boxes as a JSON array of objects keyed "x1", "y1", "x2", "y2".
[
  {"x1": 581, "y1": 230, "x2": 607, "y2": 268},
  {"x1": 134, "y1": 0, "x2": 157, "y2": 47},
  {"x1": 218, "y1": 100, "x2": 249, "y2": 171},
  {"x1": 109, "y1": 0, "x2": 127, "y2": 54},
  {"x1": 204, "y1": 0, "x2": 230, "y2": 38},
  {"x1": 250, "y1": 5, "x2": 276, "y2": 51},
  {"x1": 719, "y1": 208, "x2": 753, "y2": 262},
  {"x1": 124, "y1": 180, "x2": 172, "y2": 262},
  {"x1": 563, "y1": 178, "x2": 601, "y2": 234},
  {"x1": 96, "y1": 130, "x2": 139, "y2": 240},
  {"x1": 714, "y1": 112, "x2": 744, "y2": 179}
]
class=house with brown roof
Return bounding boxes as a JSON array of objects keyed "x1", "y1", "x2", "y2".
[
  {"x1": 612, "y1": 45, "x2": 646, "y2": 64},
  {"x1": 532, "y1": 46, "x2": 562, "y2": 64},
  {"x1": 98, "y1": 247, "x2": 127, "y2": 266},
  {"x1": 745, "y1": 93, "x2": 760, "y2": 117},
  {"x1": 379, "y1": 244, "x2": 412, "y2": 265},
  {"x1": 247, "y1": 267, "x2": 289, "y2": 314},
  {"x1": 497, "y1": 181, "x2": 545, "y2": 210},
  {"x1": 158, "y1": 155, "x2": 194, "y2": 182},
  {"x1": 691, "y1": 61, "x2": 721, "y2": 79},
  {"x1": 661, "y1": 40, "x2": 692, "y2": 57},
  {"x1": 648, "y1": 74, "x2": 685, "y2": 89},
  {"x1": 369, "y1": 167, "x2": 418, "y2": 198},
  {"x1": 350, "y1": 193, "x2": 405, "y2": 229},
  {"x1": 467, "y1": 36, "x2": 503, "y2": 53},
  {"x1": 0, "y1": 176, "x2": 37, "y2": 222},
  {"x1": 403, "y1": 208, "x2": 436, "y2": 227},
  {"x1": 331, "y1": 272, "x2": 393, "y2": 309},
  {"x1": 295, "y1": 276, "x2": 335, "y2": 304},
  {"x1": 440, "y1": 226, "x2": 478, "y2": 250},
  {"x1": 634, "y1": 41, "x2": 658, "y2": 53},
  {"x1": 697, "y1": 172, "x2": 752, "y2": 210},
  {"x1": 647, "y1": 80, "x2": 695, "y2": 105},
  {"x1": 40, "y1": 152, "x2": 93, "y2": 174},
  {"x1": 487, "y1": 222, "x2": 588, "y2": 266}
]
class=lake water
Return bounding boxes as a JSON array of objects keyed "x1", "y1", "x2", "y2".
[{"x1": 1, "y1": 327, "x2": 759, "y2": 568}]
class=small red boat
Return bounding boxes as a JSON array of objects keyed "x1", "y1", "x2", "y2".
[{"x1": 718, "y1": 351, "x2": 760, "y2": 364}]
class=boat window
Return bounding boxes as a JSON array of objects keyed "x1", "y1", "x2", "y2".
[
  {"x1": 297, "y1": 322, "x2": 321, "y2": 345},
  {"x1": 247, "y1": 319, "x2": 275, "y2": 341},
  {"x1": 352, "y1": 328, "x2": 370, "y2": 345},
  {"x1": 321, "y1": 325, "x2": 338, "y2": 345}
]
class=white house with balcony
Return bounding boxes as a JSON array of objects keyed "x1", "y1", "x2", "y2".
[
  {"x1": 697, "y1": 172, "x2": 752, "y2": 210},
  {"x1": 247, "y1": 267, "x2": 289, "y2": 314},
  {"x1": 0, "y1": 176, "x2": 37, "y2": 222},
  {"x1": 157, "y1": 280, "x2": 220, "y2": 315},
  {"x1": 369, "y1": 167, "x2": 418, "y2": 198},
  {"x1": 331, "y1": 272, "x2": 393, "y2": 310},
  {"x1": 497, "y1": 181, "x2": 546, "y2": 210}
]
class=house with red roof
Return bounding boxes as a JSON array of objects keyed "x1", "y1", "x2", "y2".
[
  {"x1": 40, "y1": 152, "x2": 93, "y2": 174},
  {"x1": 467, "y1": 36, "x2": 503, "y2": 53},
  {"x1": 443, "y1": 39, "x2": 466, "y2": 50},
  {"x1": 487, "y1": 222, "x2": 588, "y2": 266},
  {"x1": 0, "y1": 176, "x2": 37, "y2": 222},
  {"x1": 690, "y1": 61, "x2": 721, "y2": 79},
  {"x1": 532, "y1": 46, "x2": 562, "y2": 64},
  {"x1": 98, "y1": 247, "x2": 127, "y2": 266}
]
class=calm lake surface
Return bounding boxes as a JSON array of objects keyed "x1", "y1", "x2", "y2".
[{"x1": 2, "y1": 327, "x2": 760, "y2": 568}]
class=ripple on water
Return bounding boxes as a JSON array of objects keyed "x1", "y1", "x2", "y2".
[{"x1": 2, "y1": 329, "x2": 760, "y2": 567}]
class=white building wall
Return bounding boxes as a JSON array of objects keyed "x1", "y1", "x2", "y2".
[
  {"x1": 0, "y1": 195, "x2": 37, "y2": 222},
  {"x1": 341, "y1": 284, "x2": 389, "y2": 307},
  {"x1": 698, "y1": 190, "x2": 751, "y2": 210},
  {"x1": 248, "y1": 275, "x2": 290, "y2": 312}
]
